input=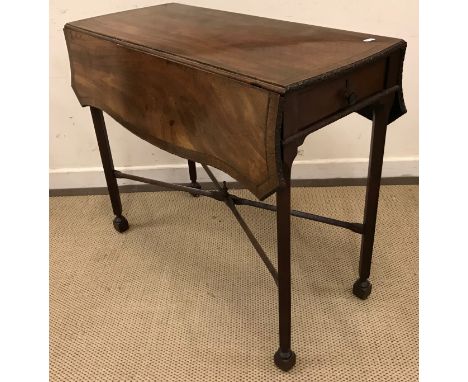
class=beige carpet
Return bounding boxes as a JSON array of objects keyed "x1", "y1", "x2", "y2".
[{"x1": 50, "y1": 185, "x2": 418, "y2": 381}]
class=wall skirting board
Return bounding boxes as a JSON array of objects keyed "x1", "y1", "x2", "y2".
[{"x1": 50, "y1": 156, "x2": 418, "y2": 193}]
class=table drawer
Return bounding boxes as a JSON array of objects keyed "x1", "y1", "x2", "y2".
[{"x1": 284, "y1": 58, "x2": 387, "y2": 136}]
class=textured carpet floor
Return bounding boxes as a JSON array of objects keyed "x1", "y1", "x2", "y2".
[{"x1": 50, "y1": 185, "x2": 418, "y2": 381}]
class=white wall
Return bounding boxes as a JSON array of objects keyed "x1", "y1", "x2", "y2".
[{"x1": 50, "y1": 0, "x2": 418, "y2": 189}]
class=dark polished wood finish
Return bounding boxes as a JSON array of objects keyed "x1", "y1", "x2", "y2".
[
  {"x1": 353, "y1": 97, "x2": 393, "y2": 300},
  {"x1": 64, "y1": 27, "x2": 280, "y2": 199},
  {"x1": 64, "y1": 3, "x2": 406, "y2": 200},
  {"x1": 275, "y1": 164, "x2": 295, "y2": 371},
  {"x1": 90, "y1": 107, "x2": 128, "y2": 233},
  {"x1": 187, "y1": 159, "x2": 201, "y2": 197},
  {"x1": 66, "y1": 3, "x2": 403, "y2": 92},
  {"x1": 64, "y1": 3, "x2": 407, "y2": 371}
]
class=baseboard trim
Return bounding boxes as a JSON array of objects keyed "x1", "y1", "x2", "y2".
[
  {"x1": 49, "y1": 177, "x2": 418, "y2": 197},
  {"x1": 49, "y1": 157, "x2": 418, "y2": 196}
]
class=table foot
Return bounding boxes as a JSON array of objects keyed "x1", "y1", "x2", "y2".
[
  {"x1": 353, "y1": 279, "x2": 372, "y2": 300},
  {"x1": 113, "y1": 215, "x2": 129, "y2": 233},
  {"x1": 189, "y1": 182, "x2": 201, "y2": 197},
  {"x1": 274, "y1": 349, "x2": 296, "y2": 371}
]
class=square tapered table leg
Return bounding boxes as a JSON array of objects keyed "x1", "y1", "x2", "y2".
[
  {"x1": 90, "y1": 107, "x2": 128, "y2": 233},
  {"x1": 274, "y1": 161, "x2": 296, "y2": 371},
  {"x1": 353, "y1": 98, "x2": 393, "y2": 299}
]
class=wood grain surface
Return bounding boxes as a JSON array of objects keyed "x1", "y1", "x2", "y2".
[
  {"x1": 65, "y1": 28, "x2": 281, "y2": 199},
  {"x1": 64, "y1": 3, "x2": 407, "y2": 200},
  {"x1": 66, "y1": 3, "x2": 404, "y2": 92}
]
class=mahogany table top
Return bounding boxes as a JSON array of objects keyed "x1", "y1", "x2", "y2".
[
  {"x1": 66, "y1": 3, "x2": 404, "y2": 93},
  {"x1": 64, "y1": 3, "x2": 406, "y2": 199}
]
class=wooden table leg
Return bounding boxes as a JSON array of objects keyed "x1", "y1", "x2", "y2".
[
  {"x1": 274, "y1": 165, "x2": 296, "y2": 371},
  {"x1": 188, "y1": 159, "x2": 201, "y2": 197},
  {"x1": 353, "y1": 100, "x2": 392, "y2": 299},
  {"x1": 90, "y1": 106, "x2": 129, "y2": 233}
]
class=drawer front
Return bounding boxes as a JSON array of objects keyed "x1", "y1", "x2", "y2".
[{"x1": 283, "y1": 58, "x2": 387, "y2": 137}]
